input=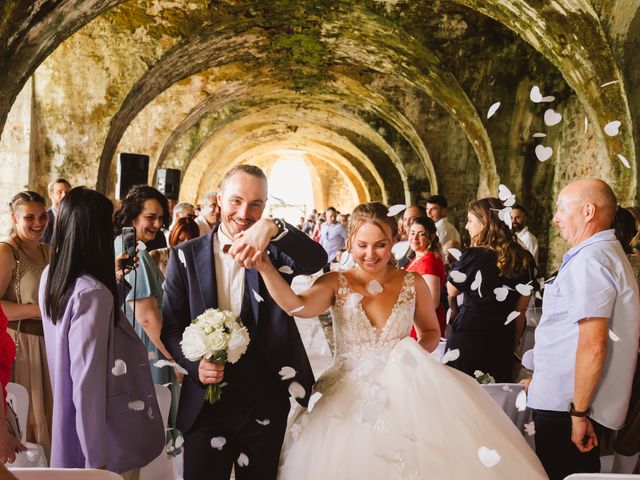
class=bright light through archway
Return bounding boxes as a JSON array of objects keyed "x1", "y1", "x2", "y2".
[{"x1": 267, "y1": 153, "x2": 315, "y2": 225}]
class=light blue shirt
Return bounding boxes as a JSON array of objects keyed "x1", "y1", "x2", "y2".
[
  {"x1": 528, "y1": 230, "x2": 640, "y2": 429},
  {"x1": 320, "y1": 222, "x2": 347, "y2": 263}
]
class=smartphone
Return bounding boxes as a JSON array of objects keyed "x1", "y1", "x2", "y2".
[{"x1": 121, "y1": 226, "x2": 136, "y2": 270}]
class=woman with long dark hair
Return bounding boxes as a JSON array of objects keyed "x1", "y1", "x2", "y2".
[
  {"x1": 445, "y1": 197, "x2": 535, "y2": 382},
  {"x1": 0, "y1": 191, "x2": 52, "y2": 459},
  {"x1": 112, "y1": 185, "x2": 176, "y2": 381},
  {"x1": 403, "y1": 216, "x2": 446, "y2": 337},
  {"x1": 40, "y1": 187, "x2": 163, "y2": 477}
]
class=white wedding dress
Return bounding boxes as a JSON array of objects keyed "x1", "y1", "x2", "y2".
[{"x1": 278, "y1": 272, "x2": 548, "y2": 479}]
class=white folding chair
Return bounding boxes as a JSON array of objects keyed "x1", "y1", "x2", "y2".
[
  {"x1": 481, "y1": 383, "x2": 531, "y2": 432},
  {"x1": 140, "y1": 384, "x2": 175, "y2": 480},
  {"x1": 563, "y1": 474, "x2": 640, "y2": 479},
  {"x1": 522, "y1": 349, "x2": 534, "y2": 370},
  {"x1": 9, "y1": 468, "x2": 124, "y2": 479},
  {"x1": 5, "y1": 383, "x2": 47, "y2": 467}
]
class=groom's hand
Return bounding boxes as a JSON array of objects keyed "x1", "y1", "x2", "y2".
[
  {"x1": 199, "y1": 359, "x2": 224, "y2": 385},
  {"x1": 229, "y1": 218, "x2": 279, "y2": 268}
]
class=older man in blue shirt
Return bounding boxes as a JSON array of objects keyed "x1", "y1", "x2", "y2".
[
  {"x1": 526, "y1": 178, "x2": 640, "y2": 480},
  {"x1": 319, "y1": 207, "x2": 347, "y2": 272}
]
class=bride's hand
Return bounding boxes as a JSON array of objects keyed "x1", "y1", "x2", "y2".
[{"x1": 253, "y1": 251, "x2": 272, "y2": 273}]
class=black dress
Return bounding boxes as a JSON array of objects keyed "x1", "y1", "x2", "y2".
[{"x1": 445, "y1": 247, "x2": 534, "y2": 382}]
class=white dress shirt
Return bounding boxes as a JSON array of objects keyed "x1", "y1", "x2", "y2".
[
  {"x1": 435, "y1": 218, "x2": 461, "y2": 246},
  {"x1": 527, "y1": 230, "x2": 640, "y2": 429},
  {"x1": 195, "y1": 215, "x2": 213, "y2": 236},
  {"x1": 213, "y1": 228, "x2": 245, "y2": 317},
  {"x1": 516, "y1": 227, "x2": 539, "y2": 264}
]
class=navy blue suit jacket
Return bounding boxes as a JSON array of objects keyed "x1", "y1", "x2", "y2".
[{"x1": 161, "y1": 223, "x2": 327, "y2": 433}]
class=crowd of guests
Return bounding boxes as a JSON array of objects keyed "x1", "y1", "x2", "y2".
[{"x1": 0, "y1": 174, "x2": 638, "y2": 480}]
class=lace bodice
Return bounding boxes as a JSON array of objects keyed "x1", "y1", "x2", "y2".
[{"x1": 332, "y1": 272, "x2": 416, "y2": 362}]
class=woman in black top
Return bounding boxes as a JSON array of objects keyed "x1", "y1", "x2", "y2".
[{"x1": 445, "y1": 198, "x2": 535, "y2": 382}]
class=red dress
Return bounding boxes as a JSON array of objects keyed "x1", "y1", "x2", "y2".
[
  {"x1": 404, "y1": 252, "x2": 446, "y2": 338},
  {"x1": 0, "y1": 305, "x2": 15, "y2": 403}
]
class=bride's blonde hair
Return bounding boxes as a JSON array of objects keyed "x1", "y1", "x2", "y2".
[{"x1": 347, "y1": 203, "x2": 398, "y2": 262}]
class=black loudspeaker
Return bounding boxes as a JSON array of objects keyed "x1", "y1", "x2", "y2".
[
  {"x1": 116, "y1": 153, "x2": 149, "y2": 200},
  {"x1": 156, "y1": 168, "x2": 181, "y2": 200}
]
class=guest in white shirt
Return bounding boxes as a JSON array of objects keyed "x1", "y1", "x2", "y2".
[
  {"x1": 525, "y1": 178, "x2": 640, "y2": 480},
  {"x1": 194, "y1": 191, "x2": 220, "y2": 236},
  {"x1": 511, "y1": 205, "x2": 539, "y2": 264},
  {"x1": 426, "y1": 195, "x2": 461, "y2": 257}
]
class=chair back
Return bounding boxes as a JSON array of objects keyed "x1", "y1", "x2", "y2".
[
  {"x1": 9, "y1": 468, "x2": 124, "y2": 479},
  {"x1": 154, "y1": 384, "x2": 171, "y2": 429},
  {"x1": 481, "y1": 383, "x2": 529, "y2": 431},
  {"x1": 6, "y1": 382, "x2": 28, "y2": 442}
]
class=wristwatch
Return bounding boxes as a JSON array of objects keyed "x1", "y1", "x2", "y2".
[
  {"x1": 271, "y1": 218, "x2": 288, "y2": 241},
  {"x1": 569, "y1": 402, "x2": 589, "y2": 417}
]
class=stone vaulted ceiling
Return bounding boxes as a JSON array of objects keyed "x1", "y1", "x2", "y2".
[{"x1": 1, "y1": 0, "x2": 640, "y2": 268}]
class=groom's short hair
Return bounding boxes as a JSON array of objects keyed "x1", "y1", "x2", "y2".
[{"x1": 220, "y1": 164, "x2": 267, "y2": 193}]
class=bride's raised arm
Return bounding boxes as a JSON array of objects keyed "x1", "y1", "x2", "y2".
[
  {"x1": 255, "y1": 253, "x2": 336, "y2": 319},
  {"x1": 412, "y1": 274, "x2": 441, "y2": 353}
]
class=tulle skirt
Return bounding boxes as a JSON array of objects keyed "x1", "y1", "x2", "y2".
[{"x1": 278, "y1": 338, "x2": 547, "y2": 479}]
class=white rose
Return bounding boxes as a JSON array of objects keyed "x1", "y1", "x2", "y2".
[
  {"x1": 180, "y1": 324, "x2": 209, "y2": 361},
  {"x1": 227, "y1": 326, "x2": 250, "y2": 363},
  {"x1": 207, "y1": 330, "x2": 229, "y2": 353}
]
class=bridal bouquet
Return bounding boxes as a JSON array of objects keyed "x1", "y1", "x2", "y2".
[{"x1": 180, "y1": 308, "x2": 250, "y2": 404}]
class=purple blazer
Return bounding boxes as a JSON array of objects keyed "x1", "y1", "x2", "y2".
[{"x1": 40, "y1": 269, "x2": 164, "y2": 473}]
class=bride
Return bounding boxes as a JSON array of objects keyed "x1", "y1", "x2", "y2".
[{"x1": 255, "y1": 202, "x2": 547, "y2": 479}]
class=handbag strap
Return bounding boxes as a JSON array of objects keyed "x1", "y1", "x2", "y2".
[{"x1": 0, "y1": 241, "x2": 23, "y2": 353}]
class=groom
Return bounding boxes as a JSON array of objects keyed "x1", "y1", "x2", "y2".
[{"x1": 161, "y1": 165, "x2": 327, "y2": 479}]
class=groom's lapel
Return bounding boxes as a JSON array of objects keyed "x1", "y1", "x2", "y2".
[
  {"x1": 194, "y1": 231, "x2": 218, "y2": 309},
  {"x1": 244, "y1": 267, "x2": 260, "y2": 327}
]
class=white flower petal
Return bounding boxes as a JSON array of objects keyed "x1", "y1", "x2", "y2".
[
  {"x1": 255, "y1": 418, "x2": 271, "y2": 426},
  {"x1": 449, "y1": 270, "x2": 467, "y2": 283},
  {"x1": 307, "y1": 392, "x2": 323, "y2": 412},
  {"x1": 487, "y1": 102, "x2": 501, "y2": 119},
  {"x1": 618, "y1": 154, "x2": 631, "y2": 169},
  {"x1": 445, "y1": 308, "x2": 452, "y2": 324},
  {"x1": 278, "y1": 265, "x2": 294, "y2": 275},
  {"x1": 609, "y1": 329, "x2": 620, "y2": 342},
  {"x1": 288, "y1": 381, "x2": 306, "y2": 399},
  {"x1": 515, "y1": 283, "x2": 534, "y2": 296},
  {"x1": 584, "y1": 117, "x2": 589, "y2": 134},
  {"x1": 279, "y1": 366, "x2": 297, "y2": 381},
  {"x1": 532, "y1": 132, "x2": 546, "y2": 138},
  {"x1": 498, "y1": 207, "x2": 513, "y2": 229},
  {"x1": 502, "y1": 385, "x2": 513, "y2": 392},
  {"x1": 498, "y1": 184, "x2": 513, "y2": 202},
  {"x1": 600, "y1": 80, "x2": 620, "y2": 87},
  {"x1": 441, "y1": 348, "x2": 460, "y2": 365},
  {"x1": 493, "y1": 286, "x2": 509, "y2": 302},
  {"x1": 515, "y1": 389, "x2": 527, "y2": 412},
  {"x1": 387, "y1": 204, "x2": 406, "y2": 217},
  {"x1": 524, "y1": 422, "x2": 536, "y2": 436},
  {"x1": 25, "y1": 450, "x2": 37, "y2": 461},
  {"x1": 543, "y1": 109, "x2": 562, "y2": 126},
  {"x1": 289, "y1": 305, "x2": 305, "y2": 314},
  {"x1": 346, "y1": 292, "x2": 364, "y2": 309},
  {"x1": 128, "y1": 400, "x2": 145, "y2": 411},
  {"x1": 503, "y1": 195, "x2": 516, "y2": 207},
  {"x1": 148, "y1": 351, "x2": 158, "y2": 360},
  {"x1": 529, "y1": 86, "x2": 543, "y2": 103},
  {"x1": 147, "y1": 406, "x2": 155, "y2": 420},
  {"x1": 535, "y1": 291, "x2": 543, "y2": 300},
  {"x1": 604, "y1": 120, "x2": 621, "y2": 136},
  {"x1": 447, "y1": 248, "x2": 462, "y2": 261},
  {"x1": 210, "y1": 436, "x2": 227, "y2": 450},
  {"x1": 178, "y1": 249, "x2": 186, "y2": 268},
  {"x1": 366, "y1": 280, "x2": 384, "y2": 295},
  {"x1": 535, "y1": 145, "x2": 553, "y2": 162},
  {"x1": 111, "y1": 359, "x2": 127, "y2": 376},
  {"x1": 470, "y1": 270, "x2": 483, "y2": 297},
  {"x1": 504, "y1": 311, "x2": 520, "y2": 326},
  {"x1": 478, "y1": 446, "x2": 501, "y2": 468},
  {"x1": 136, "y1": 240, "x2": 147, "y2": 252},
  {"x1": 252, "y1": 289, "x2": 264, "y2": 303},
  {"x1": 175, "y1": 436, "x2": 184, "y2": 449}
]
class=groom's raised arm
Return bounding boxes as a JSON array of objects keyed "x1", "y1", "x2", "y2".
[
  {"x1": 271, "y1": 221, "x2": 327, "y2": 275},
  {"x1": 161, "y1": 246, "x2": 200, "y2": 380}
]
